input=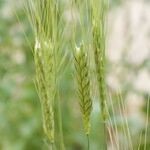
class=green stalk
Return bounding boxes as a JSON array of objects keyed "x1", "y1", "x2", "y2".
[
  {"x1": 87, "y1": 134, "x2": 90, "y2": 150},
  {"x1": 55, "y1": 91, "x2": 65, "y2": 150}
]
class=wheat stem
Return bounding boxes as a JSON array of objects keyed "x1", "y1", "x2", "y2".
[
  {"x1": 144, "y1": 95, "x2": 150, "y2": 150},
  {"x1": 87, "y1": 134, "x2": 90, "y2": 150},
  {"x1": 56, "y1": 91, "x2": 65, "y2": 150}
]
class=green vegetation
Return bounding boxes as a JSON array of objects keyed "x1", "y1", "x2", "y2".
[{"x1": 0, "y1": 0, "x2": 149, "y2": 150}]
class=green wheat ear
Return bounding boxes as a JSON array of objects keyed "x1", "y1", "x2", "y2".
[
  {"x1": 25, "y1": 0, "x2": 58, "y2": 144},
  {"x1": 74, "y1": 43, "x2": 92, "y2": 135},
  {"x1": 34, "y1": 39, "x2": 55, "y2": 143},
  {"x1": 90, "y1": 0, "x2": 108, "y2": 149},
  {"x1": 91, "y1": 0, "x2": 108, "y2": 121}
]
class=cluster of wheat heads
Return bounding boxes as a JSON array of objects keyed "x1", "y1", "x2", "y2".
[
  {"x1": 24, "y1": 0, "x2": 150, "y2": 149},
  {"x1": 25, "y1": 0, "x2": 113, "y2": 149},
  {"x1": 72, "y1": 0, "x2": 108, "y2": 149}
]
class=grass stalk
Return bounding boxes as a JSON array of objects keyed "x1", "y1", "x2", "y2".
[
  {"x1": 56, "y1": 91, "x2": 65, "y2": 150},
  {"x1": 87, "y1": 134, "x2": 90, "y2": 150},
  {"x1": 144, "y1": 95, "x2": 150, "y2": 150}
]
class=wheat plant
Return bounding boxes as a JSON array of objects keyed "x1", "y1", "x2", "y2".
[{"x1": 26, "y1": 0, "x2": 108, "y2": 149}]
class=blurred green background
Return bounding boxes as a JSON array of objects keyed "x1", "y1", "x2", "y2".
[{"x1": 0, "y1": 0, "x2": 150, "y2": 150}]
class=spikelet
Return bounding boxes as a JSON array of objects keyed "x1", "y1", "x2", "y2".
[
  {"x1": 91, "y1": 0, "x2": 107, "y2": 121},
  {"x1": 74, "y1": 43, "x2": 92, "y2": 135},
  {"x1": 34, "y1": 38, "x2": 55, "y2": 143}
]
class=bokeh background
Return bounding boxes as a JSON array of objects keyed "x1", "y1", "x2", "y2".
[{"x1": 0, "y1": 0, "x2": 150, "y2": 149}]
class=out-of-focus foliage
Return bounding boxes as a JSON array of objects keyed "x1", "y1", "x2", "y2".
[
  {"x1": 0, "y1": 0, "x2": 150, "y2": 150},
  {"x1": 0, "y1": 1, "x2": 43, "y2": 150}
]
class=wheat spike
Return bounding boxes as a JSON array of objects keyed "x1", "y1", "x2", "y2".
[
  {"x1": 91, "y1": 0, "x2": 108, "y2": 149},
  {"x1": 34, "y1": 39, "x2": 55, "y2": 143},
  {"x1": 74, "y1": 43, "x2": 92, "y2": 135},
  {"x1": 26, "y1": 0, "x2": 59, "y2": 144},
  {"x1": 91, "y1": 0, "x2": 107, "y2": 122}
]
